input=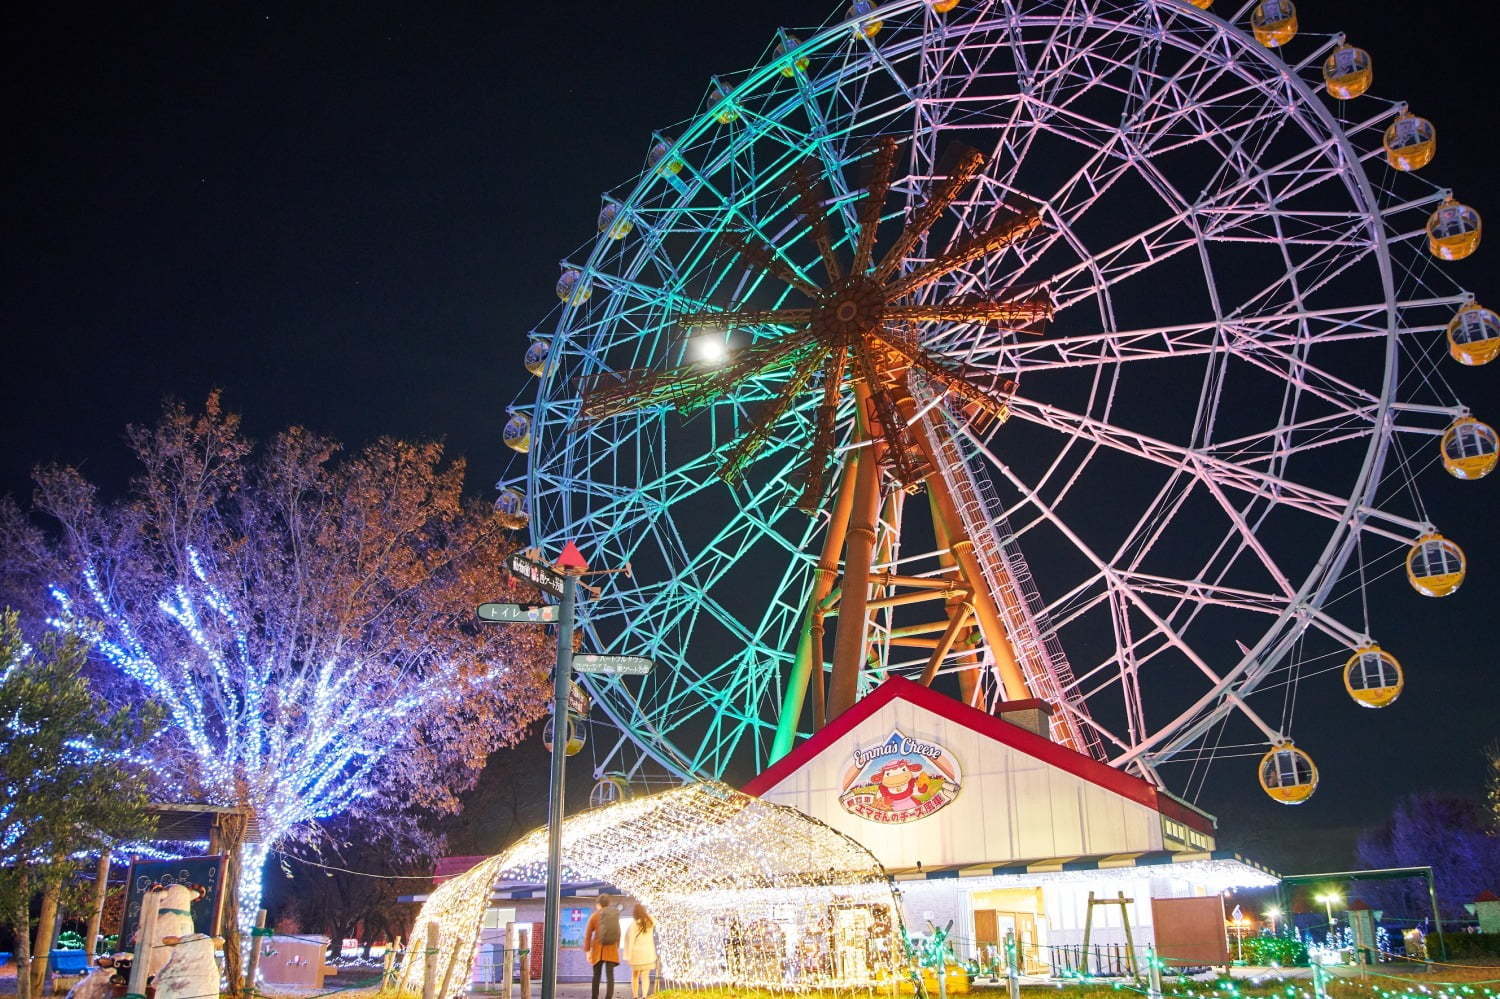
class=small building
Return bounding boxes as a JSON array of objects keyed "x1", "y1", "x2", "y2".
[{"x1": 744, "y1": 677, "x2": 1278, "y2": 973}]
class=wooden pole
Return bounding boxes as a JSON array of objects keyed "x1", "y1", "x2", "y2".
[
  {"x1": 503, "y1": 923, "x2": 516, "y2": 999},
  {"x1": 30, "y1": 879, "x2": 62, "y2": 996},
  {"x1": 421, "y1": 922, "x2": 439, "y2": 999},
  {"x1": 243, "y1": 909, "x2": 267, "y2": 998},
  {"x1": 517, "y1": 927, "x2": 531, "y2": 999},
  {"x1": 436, "y1": 938, "x2": 463, "y2": 999},
  {"x1": 1119, "y1": 892, "x2": 1139, "y2": 978},
  {"x1": 85, "y1": 852, "x2": 112, "y2": 958},
  {"x1": 393, "y1": 935, "x2": 417, "y2": 997}
]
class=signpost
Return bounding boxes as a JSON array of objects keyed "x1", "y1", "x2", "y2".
[
  {"x1": 505, "y1": 551, "x2": 566, "y2": 599},
  {"x1": 572, "y1": 654, "x2": 654, "y2": 676},
  {"x1": 477, "y1": 602, "x2": 560, "y2": 624},
  {"x1": 481, "y1": 542, "x2": 650, "y2": 999}
]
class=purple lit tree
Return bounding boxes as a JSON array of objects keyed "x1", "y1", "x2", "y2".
[
  {"x1": 0, "y1": 394, "x2": 551, "y2": 988},
  {"x1": 1356, "y1": 791, "x2": 1500, "y2": 920}
]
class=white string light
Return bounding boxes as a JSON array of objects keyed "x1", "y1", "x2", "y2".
[{"x1": 403, "y1": 782, "x2": 908, "y2": 995}]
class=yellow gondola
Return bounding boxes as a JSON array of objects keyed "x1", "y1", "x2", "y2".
[
  {"x1": 1441, "y1": 417, "x2": 1498, "y2": 480},
  {"x1": 1323, "y1": 45, "x2": 1372, "y2": 100},
  {"x1": 1251, "y1": 0, "x2": 1297, "y2": 47},
  {"x1": 556, "y1": 266, "x2": 591, "y2": 305},
  {"x1": 929, "y1": 0, "x2": 961, "y2": 11},
  {"x1": 493, "y1": 488, "x2": 529, "y2": 530},
  {"x1": 1383, "y1": 113, "x2": 1436, "y2": 172},
  {"x1": 1427, "y1": 197, "x2": 1482, "y2": 261},
  {"x1": 502, "y1": 413, "x2": 532, "y2": 454},
  {"x1": 1343, "y1": 646, "x2": 1404, "y2": 708},
  {"x1": 1259, "y1": 743, "x2": 1318, "y2": 804},
  {"x1": 542, "y1": 715, "x2": 586, "y2": 757},
  {"x1": 523, "y1": 340, "x2": 551, "y2": 377},
  {"x1": 850, "y1": 0, "x2": 883, "y2": 37},
  {"x1": 778, "y1": 34, "x2": 811, "y2": 77},
  {"x1": 589, "y1": 774, "x2": 631, "y2": 808},
  {"x1": 648, "y1": 138, "x2": 684, "y2": 177},
  {"x1": 709, "y1": 80, "x2": 738, "y2": 124},
  {"x1": 1447, "y1": 302, "x2": 1500, "y2": 366},
  {"x1": 1406, "y1": 533, "x2": 1466, "y2": 597},
  {"x1": 597, "y1": 201, "x2": 633, "y2": 240},
  {"x1": 1187, "y1": 0, "x2": 1212, "y2": 8}
]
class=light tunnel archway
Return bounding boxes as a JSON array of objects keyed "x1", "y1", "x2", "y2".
[{"x1": 402, "y1": 783, "x2": 906, "y2": 993}]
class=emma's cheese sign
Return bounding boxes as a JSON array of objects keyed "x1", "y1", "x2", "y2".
[{"x1": 838, "y1": 729, "x2": 961, "y2": 823}]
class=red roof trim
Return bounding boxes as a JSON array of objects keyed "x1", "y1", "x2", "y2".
[{"x1": 742, "y1": 677, "x2": 1216, "y2": 836}]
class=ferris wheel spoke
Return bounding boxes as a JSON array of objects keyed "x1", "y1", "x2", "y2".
[
  {"x1": 1000, "y1": 394, "x2": 1417, "y2": 542},
  {"x1": 718, "y1": 227, "x2": 823, "y2": 298},
  {"x1": 970, "y1": 435, "x2": 1285, "y2": 749},
  {"x1": 853, "y1": 136, "x2": 902, "y2": 274},
  {"x1": 994, "y1": 304, "x2": 1393, "y2": 374},
  {"x1": 717, "y1": 349, "x2": 828, "y2": 484},
  {"x1": 792, "y1": 160, "x2": 845, "y2": 283},
  {"x1": 886, "y1": 209, "x2": 1045, "y2": 298},
  {"x1": 874, "y1": 144, "x2": 988, "y2": 281}
]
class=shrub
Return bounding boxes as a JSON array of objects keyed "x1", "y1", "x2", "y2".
[
  {"x1": 1241, "y1": 935, "x2": 1309, "y2": 966},
  {"x1": 1444, "y1": 933, "x2": 1500, "y2": 959}
]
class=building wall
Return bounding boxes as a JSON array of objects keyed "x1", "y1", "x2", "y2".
[
  {"x1": 897, "y1": 874, "x2": 1222, "y2": 968},
  {"x1": 758, "y1": 697, "x2": 1164, "y2": 869}
]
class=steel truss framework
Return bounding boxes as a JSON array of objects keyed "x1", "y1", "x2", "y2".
[{"x1": 512, "y1": 0, "x2": 1485, "y2": 795}]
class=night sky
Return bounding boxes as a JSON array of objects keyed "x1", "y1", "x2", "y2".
[{"x1": 4, "y1": 1, "x2": 1498, "y2": 874}]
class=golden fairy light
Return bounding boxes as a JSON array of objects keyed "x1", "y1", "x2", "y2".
[{"x1": 400, "y1": 782, "x2": 907, "y2": 995}]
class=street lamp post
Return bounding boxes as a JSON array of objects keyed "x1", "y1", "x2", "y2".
[
  {"x1": 1315, "y1": 892, "x2": 1342, "y2": 948},
  {"x1": 1265, "y1": 907, "x2": 1282, "y2": 935}
]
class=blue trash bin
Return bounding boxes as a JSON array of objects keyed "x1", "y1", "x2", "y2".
[{"x1": 51, "y1": 950, "x2": 91, "y2": 975}]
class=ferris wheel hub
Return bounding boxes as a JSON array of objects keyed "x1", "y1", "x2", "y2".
[{"x1": 816, "y1": 277, "x2": 886, "y2": 336}]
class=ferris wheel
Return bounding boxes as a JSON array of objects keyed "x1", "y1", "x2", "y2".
[{"x1": 500, "y1": 0, "x2": 1496, "y2": 805}]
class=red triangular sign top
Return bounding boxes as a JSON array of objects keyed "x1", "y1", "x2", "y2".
[{"x1": 554, "y1": 541, "x2": 589, "y2": 572}]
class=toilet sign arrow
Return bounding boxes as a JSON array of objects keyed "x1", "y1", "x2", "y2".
[{"x1": 572, "y1": 654, "x2": 655, "y2": 676}]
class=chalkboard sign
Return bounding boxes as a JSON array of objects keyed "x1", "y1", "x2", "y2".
[{"x1": 120, "y1": 856, "x2": 228, "y2": 949}]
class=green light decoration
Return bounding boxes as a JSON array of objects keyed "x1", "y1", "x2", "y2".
[
  {"x1": 1242, "y1": 935, "x2": 1312, "y2": 967},
  {"x1": 901, "y1": 922, "x2": 955, "y2": 970}
]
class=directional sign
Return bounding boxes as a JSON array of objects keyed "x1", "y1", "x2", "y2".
[
  {"x1": 572, "y1": 654, "x2": 655, "y2": 676},
  {"x1": 477, "y1": 602, "x2": 560, "y2": 624},
  {"x1": 505, "y1": 552, "x2": 566, "y2": 598}
]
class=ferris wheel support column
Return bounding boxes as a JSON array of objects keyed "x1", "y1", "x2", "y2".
[
  {"x1": 772, "y1": 445, "x2": 864, "y2": 759},
  {"x1": 828, "y1": 396, "x2": 884, "y2": 720}
]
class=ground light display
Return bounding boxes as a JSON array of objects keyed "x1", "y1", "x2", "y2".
[{"x1": 498, "y1": 0, "x2": 1496, "y2": 811}]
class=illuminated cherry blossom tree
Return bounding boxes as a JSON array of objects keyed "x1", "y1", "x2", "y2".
[{"x1": 2, "y1": 394, "x2": 551, "y2": 987}]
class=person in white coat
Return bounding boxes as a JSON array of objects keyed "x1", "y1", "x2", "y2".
[{"x1": 622, "y1": 904, "x2": 657, "y2": 999}]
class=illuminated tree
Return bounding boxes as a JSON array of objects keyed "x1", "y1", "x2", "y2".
[
  {"x1": 3, "y1": 394, "x2": 551, "y2": 987},
  {"x1": 1356, "y1": 791, "x2": 1500, "y2": 919},
  {"x1": 0, "y1": 611, "x2": 158, "y2": 999}
]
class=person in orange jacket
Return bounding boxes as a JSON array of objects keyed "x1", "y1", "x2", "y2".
[{"x1": 583, "y1": 894, "x2": 621, "y2": 999}]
